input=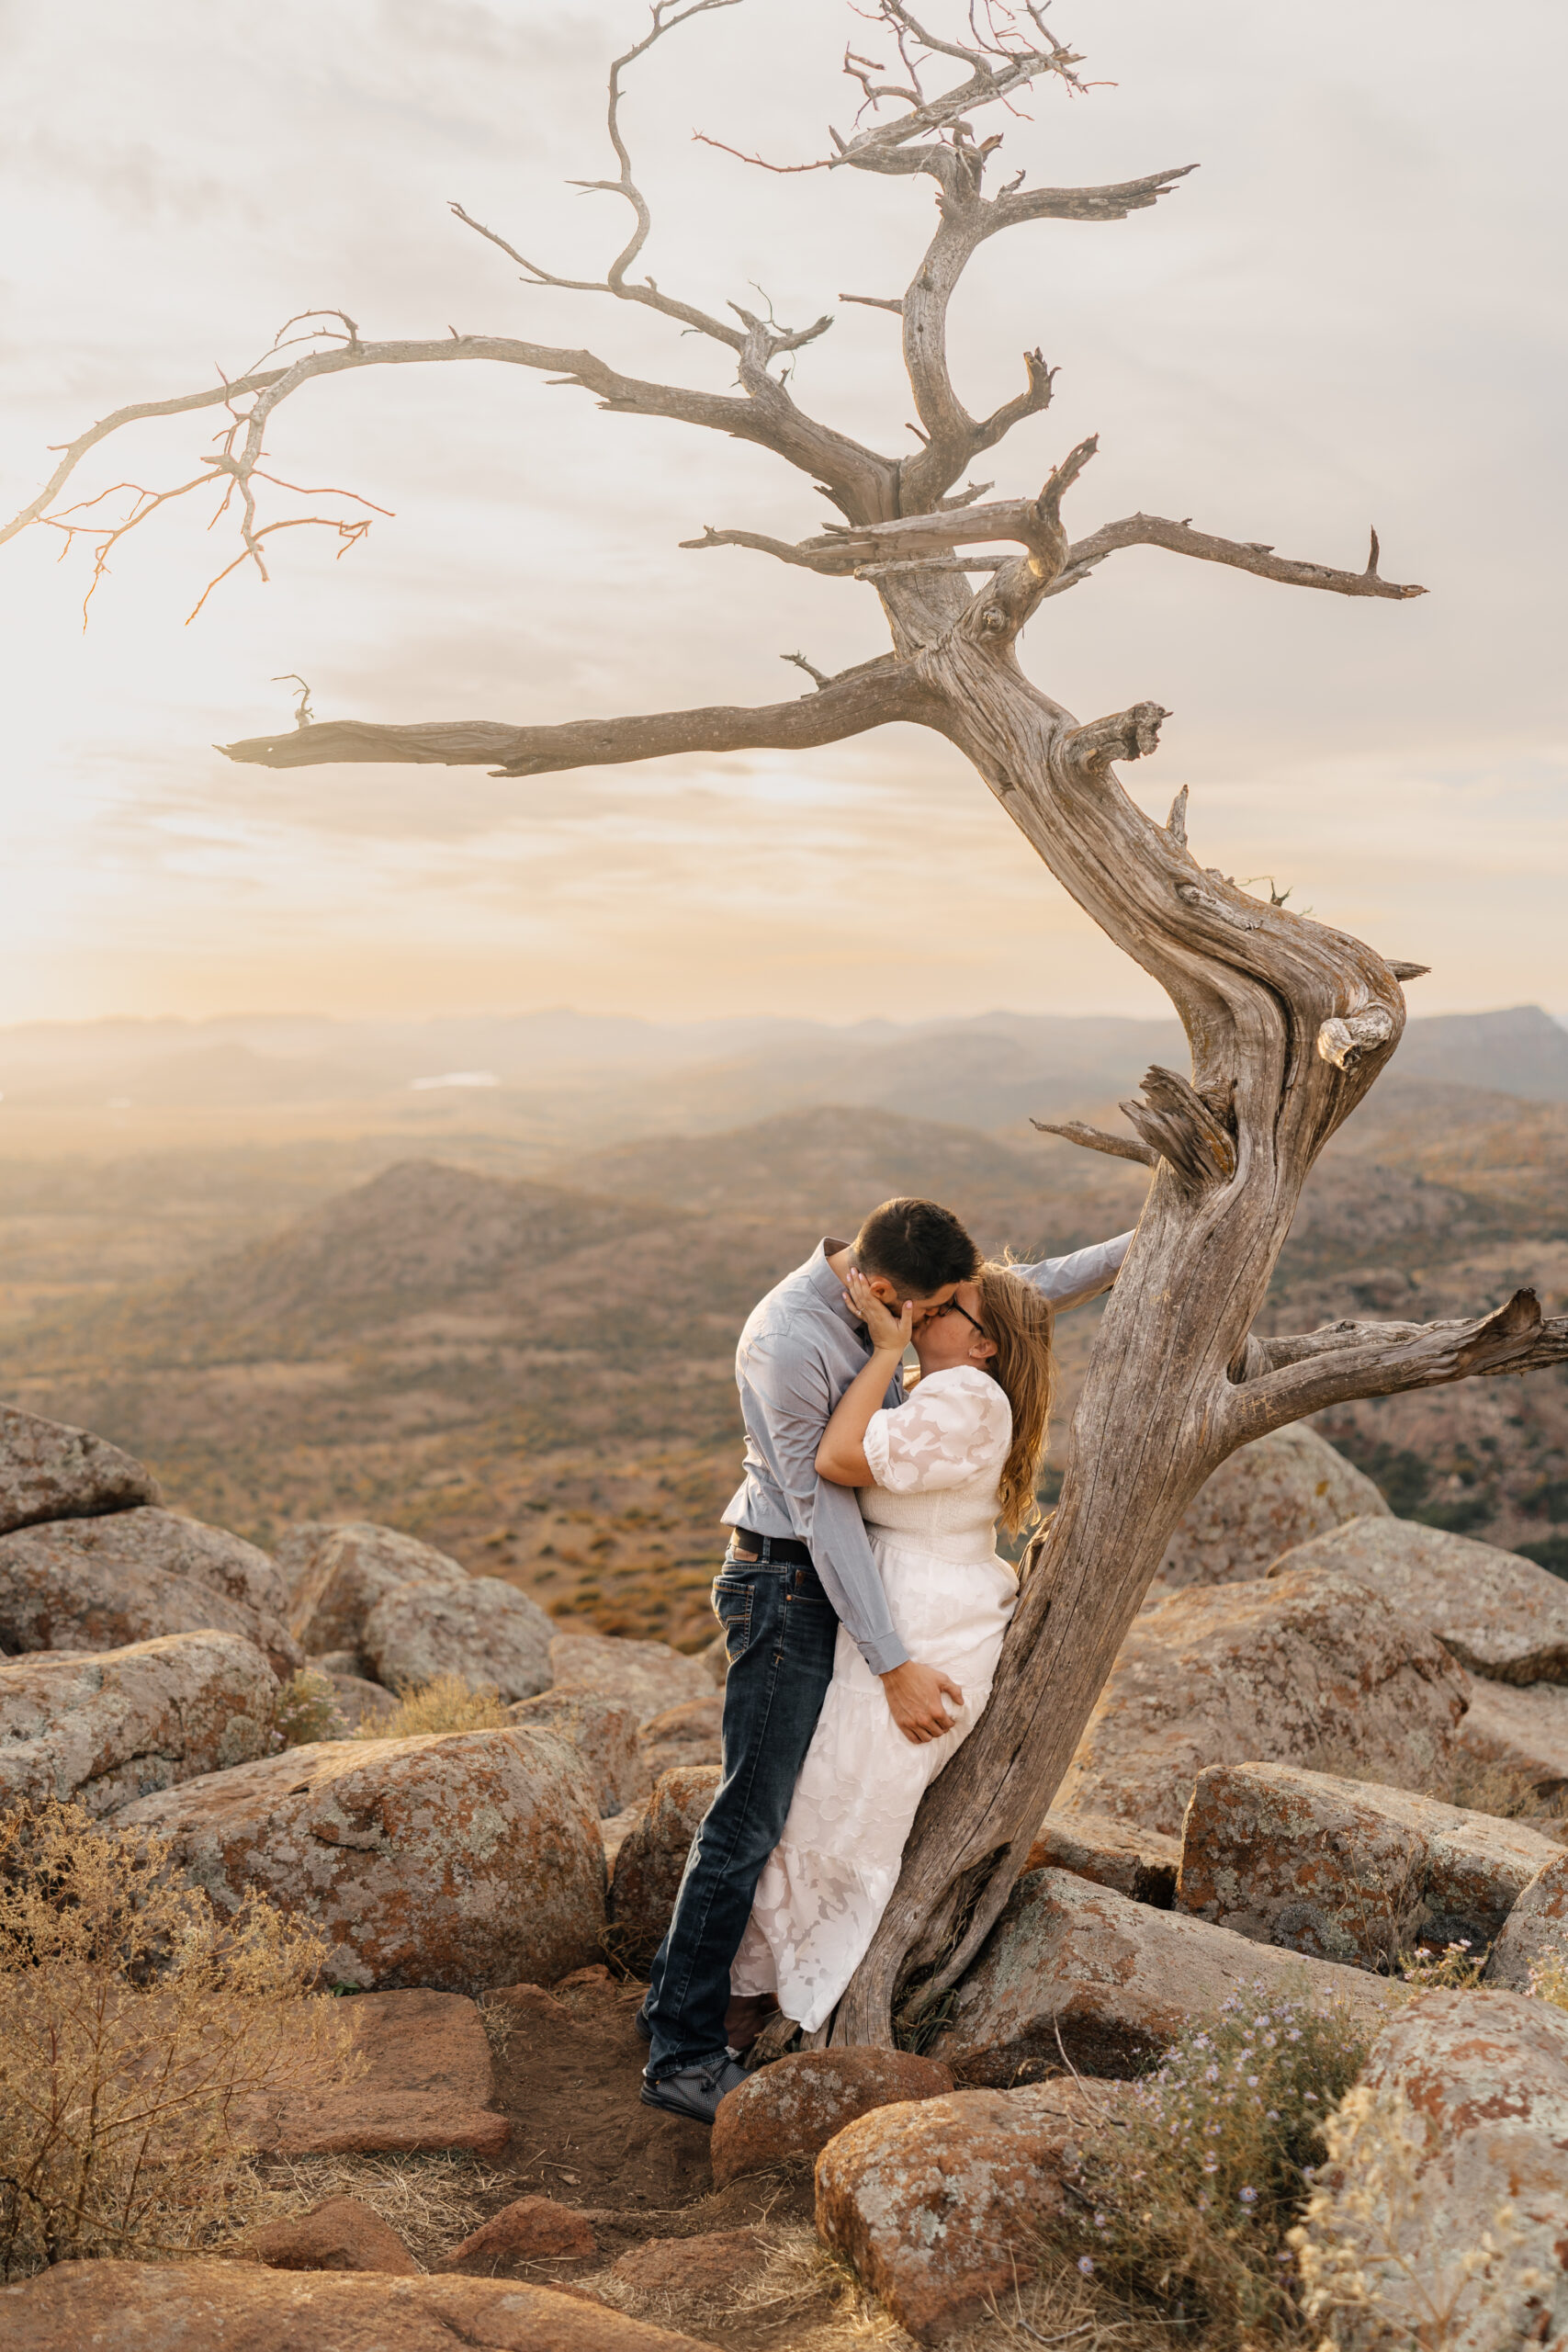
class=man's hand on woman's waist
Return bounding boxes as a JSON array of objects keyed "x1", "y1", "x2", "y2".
[{"x1": 880, "y1": 1659, "x2": 964, "y2": 1745}]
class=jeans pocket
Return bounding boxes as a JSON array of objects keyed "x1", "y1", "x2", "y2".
[{"x1": 711, "y1": 1575, "x2": 753, "y2": 1665}]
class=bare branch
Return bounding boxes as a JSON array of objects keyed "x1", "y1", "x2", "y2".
[
  {"x1": 218, "y1": 656, "x2": 924, "y2": 777},
  {"x1": 1030, "y1": 1117, "x2": 1155, "y2": 1167},
  {"x1": 1233, "y1": 1291, "x2": 1568, "y2": 1438},
  {"x1": 1063, "y1": 511, "x2": 1427, "y2": 601},
  {"x1": 1119, "y1": 1064, "x2": 1236, "y2": 1191}
]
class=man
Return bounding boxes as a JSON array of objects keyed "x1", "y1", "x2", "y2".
[{"x1": 640, "y1": 1195, "x2": 1134, "y2": 2121}]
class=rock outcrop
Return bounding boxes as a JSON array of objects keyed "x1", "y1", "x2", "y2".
[
  {"x1": 1157, "y1": 1425, "x2": 1387, "y2": 1589},
  {"x1": 605, "y1": 1765, "x2": 718, "y2": 1966},
  {"x1": 1456, "y1": 1677, "x2": 1568, "y2": 1792},
  {"x1": 245, "y1": 2195, "x2": 421, "y2": 2275},
  {"x1": 1176, "y1": 1760, "x2": 1561, "y2": 1965},
  {"x1": 1295, "y1": 1990, "x2": 1568, "y2": 2351},
  {"x1": 548, "y1": 1633, "x2": 713, "y2": 1726},
  {"x1": 1270, "y1": 1515, "x2": 1568, "y2": 1683},
  {"x1": 1485, "y1": 1848, "x2": 1568, "y2": 1990},
  {"x1": 248, "y1": 1987, "x2": 511, "y2": 2157},
  {"x1": 0, "y1": 1631, "x2": 276, "y2": 1816},
  {"x1": 118, "y1": 1726, "x2": 604, "y2": 1994},
  {"x1": 445, "y1": 2196, "x2": 597, "y2": 2270},
  {"x1": 364, "y1": 1577, "x2": 554, "y2": 1702},
  {"x1": 711, "y1": 2049, "x2": 954, "y2": 2188},
  {"x1": 2, "y1": 2262, "x2": 712, "y2": 2351},
  {"x1": 508, "y1": 1683, "x2": 648, "y2": 1815},
  {"x1": 0, "y1": 1402, "x2": 161, "y2": 1537},
  {"x1": 1056, "y1": 1565, "x2": 1468, "y2": 1836},
  {"x1": 0, "y1": 1506, "x2": 300, "y2": 1679},
  {"x1": 293, "y1": 1522, "x2": 468, "y2": 1657},
  {"x1": 1025, "y1": 1807, "x2": 1181, "y2": 1906},
  {"x1": 816, "y1": 2078, "x2": 1130, "y2": 2343},
  {"x1": 639, "y1": 1693, "x2": 724, "y2": 1779},
  {"x1": 927, "y1": 1866, "x2": 1394, "y2": 2085}
]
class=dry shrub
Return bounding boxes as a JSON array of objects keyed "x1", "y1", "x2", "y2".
[
  {"x1": 0, "y1": 1799, "x2": 357, "y2": 2280},
  {"x1": 1046, "y1": 1978, "x2": 1371, "y2": 2349},
  {"x1": 1290, "y1": 2082, "x2": 1548, "y2": 2348},
  {"x1": 351, "y1": 1674, "x2": 511, "y2": 1739}
]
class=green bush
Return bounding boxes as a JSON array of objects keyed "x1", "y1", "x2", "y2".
[{"x1": 1049, "y1": 1978, "x2": 1371, "y2": 2347}]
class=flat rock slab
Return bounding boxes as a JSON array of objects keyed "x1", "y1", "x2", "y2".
[
  {"x1": 610, "y1": 2228, "x2": 761, "y2": 2315},
  {"x1": 1160, "y1": 1424, "x2": 1387, "y2": 1589},
  {"x1": 1057, "y1": 1564, "x2": 1467, "y2": 1836},
  {"x1": 549, "y1": 1633, "x2": 713, "y2": 1727},
  {"x1": 1485, "y1": 1848, "x2": 1568, "y2": 1989},
  {"x1": 711, "y1": 2049, "x2": 954, "y2": 2187},
  {"x1": 0, "y1": 1401, "x2": 160, "y2": 1537},
  {"x1": 1270, "y1": 1514, "x2": 1568, "y2": 1684},
  {"x1": 511, "y1": 1683, "x2": 648, "y2": 1815},
  {"x1": 365, "y1": 1576, "x2": 554, "y2": 1702},
  {"x1": 1177, "y1": 1759, "x2": 1561, "y2": 1965},
  {"x1": 638, "y1": 1693, "x2": 724, "y2": 1780},
  {"x1": 294, "y1": 1522, "x2": 468, "y2": 1654},
  {"x1": 1026, "y1": 1807, "x2": 1181, "y2": 1906},
  {"x1": 118, "y1": 1726, "x2": 605, "y2": 1994},
  {"x1": 248, "y1": 1987, "x2": 509, "y2": 2157},
  {"x1": 928, "y1": 1866, "x2": 1395, "y2": 2085},
  {"x1": 1, "y1": 2260, "x2": 712, "y2": 2351},
  {"x1": 816, "y1": 2077, "x2": 1129, "y2": 2343},
  {"x1": 606, "y1": 1765, "x2": 719, "y2": 1967},
  {"x1": 0, "y1": 1505, "x2": 299, "y2": 1679},
  {"x1": 245, "y1": 2193, "x2": 420, "y2": 2273},
  {"x1": 0, "y1": 1630, "x2": 276, "y2": 1816},
  {"x1": 1294, "y1": 1990, "x2": 1568, "y2": 2350}
]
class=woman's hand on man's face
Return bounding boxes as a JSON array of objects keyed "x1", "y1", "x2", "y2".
[{"x1": 843, "y1": 1265, "x2": 912, "y2": 1354}]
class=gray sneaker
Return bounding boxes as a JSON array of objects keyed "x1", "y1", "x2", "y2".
[{"x1": 639, "y1": 2052, "x2": 748, "y2": 2126}]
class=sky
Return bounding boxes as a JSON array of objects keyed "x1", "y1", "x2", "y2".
[{"x1": 0, "y1": 0, "x2": 1563, "y2": 1029}]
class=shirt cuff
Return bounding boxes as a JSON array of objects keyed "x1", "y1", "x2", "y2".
[{"x1": 860, "y1": 1629, "x2": 911, "y2": 1676}]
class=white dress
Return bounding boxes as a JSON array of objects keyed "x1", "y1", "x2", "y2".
[{"x1": 730, "y1": 1364, "x2": 1017, "y2": 2033}]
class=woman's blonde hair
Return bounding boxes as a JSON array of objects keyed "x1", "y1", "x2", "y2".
[{"x1": 976, "y1": 1261, "x2": 1057, "y2": 1538}]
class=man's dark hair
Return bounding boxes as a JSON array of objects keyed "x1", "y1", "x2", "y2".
[{"x1": 853, "y1": 1198, "x2": 981, "y2": 1295}]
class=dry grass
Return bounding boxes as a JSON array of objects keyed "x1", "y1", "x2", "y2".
[
  {"x1": 0, "y1": 1800, "x2": 357, "y2": 2281},
  {"x1": 1301, "y1": 1737, "x2": 1568, "y2": 1838},
  {"x1": 247, "y1": 2150, "x2": 512, "y2": 2272},
  {"x1": 347, "y1": 1674, "x2": 512, "y2": 1740},
  {"x1": 271, "y1": 1668, "x2": 342, "y2": 1747}
]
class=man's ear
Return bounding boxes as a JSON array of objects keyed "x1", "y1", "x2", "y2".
[{"x1": 863, "y1": 1274, "x2": 900, "y2": 1304}]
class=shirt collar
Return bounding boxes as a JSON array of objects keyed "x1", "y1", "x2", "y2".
[{"x1": 808, "y1": 1239, "x2": 863, "y2": 1334}]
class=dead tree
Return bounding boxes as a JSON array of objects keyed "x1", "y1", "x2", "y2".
[{"x1": 10, "y1": 1, "x2": 1564, "y2": 2046}]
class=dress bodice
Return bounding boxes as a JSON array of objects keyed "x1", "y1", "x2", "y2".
[{"x1": 860, "y1": 1364, "x2": 1011, "y2": 1558}]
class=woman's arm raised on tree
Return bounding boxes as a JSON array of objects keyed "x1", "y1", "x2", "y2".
[{"x1": 816, "y1": 1271, "x2": 911, "y2": 1487}]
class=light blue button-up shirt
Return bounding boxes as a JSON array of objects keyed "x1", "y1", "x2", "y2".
[{"x1": 721, "y1": 1230, "x2": 1134, "y2": 1675}]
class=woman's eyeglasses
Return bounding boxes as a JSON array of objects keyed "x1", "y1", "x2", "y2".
[{"x1": 931, "y1": 1297, "x2": 987, "y2": 1338}]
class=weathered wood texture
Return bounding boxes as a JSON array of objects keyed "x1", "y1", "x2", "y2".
[{"x1": 9, "y1": 3, "x2": 1562, "y2": 2044}]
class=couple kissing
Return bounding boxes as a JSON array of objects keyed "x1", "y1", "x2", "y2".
[{"x1": 638, "y1": 1195, "x2": 1134, "y2": 2122}]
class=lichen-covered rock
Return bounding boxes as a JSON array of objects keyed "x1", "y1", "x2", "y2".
[
  {"x1": 271, "y1": 1519, "x2": 338, "y2": 1638},
  {"x1": 247, "y1": 1987, "x2": 510, "y2": 2156},
  {"x1": 327, "y1": 1671, "x2": 399, "y2": 1732},
  {"x1": 1293, "y1": 1990, "x2": 1568, "y2": 2350},
  {"x1": 1456, "y1": 1677, "x2": 1568, "y2": 1793},
  {"x1": 365, "y1": 1577, "x2": 554, "y2": 1702},
  {"x1": 0, "y1": 1401, "x2": 161, "y2": 1537},
  {"x1": 295, "y1": 1521, "x2": 468, "y2": 1657},
  {"x1": 118, "y1": 1726, "x2": 605, "y2": 1994},
  {"x1": 816, "y1": 2078, "x2": 1131, "y2": 2343},
  {"x1": 711, "y1": 2049, "x2": 953, "y2": 2188},
  {"x1": 2, "y1": 2261, "x2": 712, "y2": 2351},
  {"x1": 1159, "y1": 1425, "x2": 1387, "y2": 1589},
  {"x1": 639, "y1": 1693, "x2": 724, "y2": 1779},
  {"x1": 0, "y1": 1630, "x2": 276, "y2": 1816},
  {"x1": 1025, "y1": 1807, "x2": 1181, "y2": 1906},
  {"x1": 1176, "y1": 1760, "x2": 1560, "y2": 1965},
  {"x1": 606, "y1": 1764, "x2": 718, "y2": 1965},
  {"x1": 548, "y1": 1632, "x2": 713, "y2": 1726},
  {"x1": 244, "y1": 2194, "x2": 421, "y2": 2274},
  {"x1": 927, "y1": 1867, "x2": 1393, "y2": 2085},
  {"x1": 0, "y1": 1506, "x2": 300, "y2": 1679},
  {"x1": 509, "y1": 1682, "x2": 648, "y2": 1815},
  {"x1": 445, "y1": 2196, "x2": 597, "y2": 2270},
  {"x1": 1270, "y1": 1515, "x2": 1568, "y2": 1684},
  {"x1": 1056, "y1": 1566, "x2": 1467, "y2": 1836},
  {"x1": 1484, "y1": 1848, "x2": 1568, "y2": 1990}
]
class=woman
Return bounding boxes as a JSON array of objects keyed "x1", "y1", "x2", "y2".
[{"x1": 728, "y1": 1260, "x2": 1055, "y2": 2039}]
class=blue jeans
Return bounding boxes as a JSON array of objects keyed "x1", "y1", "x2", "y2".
[{"x1": 643, "y1": 1539, "x2": 839, "y2": 2079}]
